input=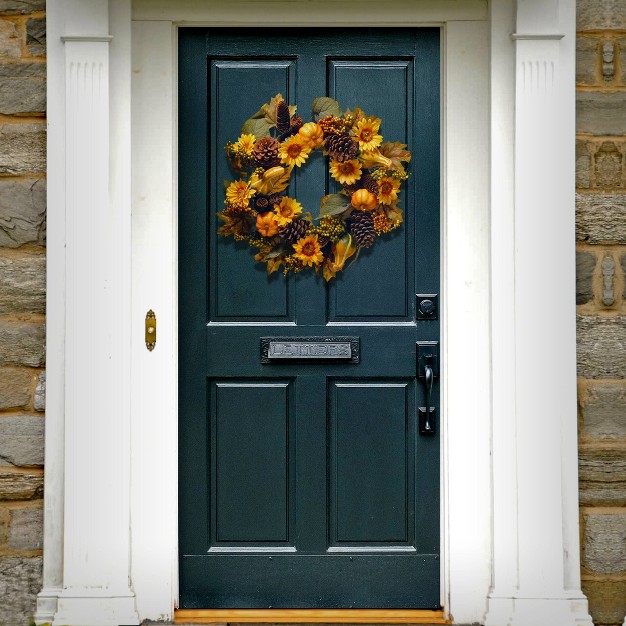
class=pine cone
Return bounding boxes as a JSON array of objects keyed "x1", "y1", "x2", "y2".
[
  {"x1": 361, "y1": 173, "x2": 378, "y2": 194},
  {"x1": 279, "y1": 218, "x2": 310, "y2": 243},
  {"x1": 254, "y1": 195, "x2": 270, "y2": 212},
  {"x1": 326, "y1": 133, "x2": 359, "y2": 162},
  {"x1": 350, "y1": 212, "x2": 376, "y2": 248},
  {"x1": 290, "y1": 116, "x2": 304, "y2": 135},
  {"x1": 269, "y1": 193, "x2": 283, "y2": 207},
  {"x1": 317, "y1": 235, "x2": 330, "y2": 248},
  {"x1": 276, "y1": 101, "x2": 291, "y2": 135},
  {"x1": 253, "y1": 137, "x2": 281, "y2": 168}
]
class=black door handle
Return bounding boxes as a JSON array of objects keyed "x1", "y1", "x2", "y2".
[{"x1": 416, "y1": 342, "x2": 438, "y2": 435}]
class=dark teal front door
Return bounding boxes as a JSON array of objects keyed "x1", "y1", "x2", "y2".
[{"x1": 178, "y1": 27, "x2": 440, "y2": 610}]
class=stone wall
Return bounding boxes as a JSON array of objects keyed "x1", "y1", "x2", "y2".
[
  {"x1": 576, "y1": 2, "x2": 626, "y2": 625},
  {"x1": 0, "y1": 1, "x2": 45, "y2": 625}
]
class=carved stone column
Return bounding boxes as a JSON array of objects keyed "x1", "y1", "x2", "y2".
[{"x1": 485, "y1": 1, "x2": 593, "y2": 624}]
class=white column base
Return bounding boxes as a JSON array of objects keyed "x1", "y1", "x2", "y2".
[
  {"x1": 52, "y1": 591, "x2": 140, "y2": 626},
  {"x1": 34, "y1": 587, "x2": 61, "y2": 624},
  {"x1": 485, "y1": 596, "x2": 594, "y2": 626}
]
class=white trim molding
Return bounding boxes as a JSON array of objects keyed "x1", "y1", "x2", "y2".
[
  {"x1": 37, "y1": 1, "x2": 590, "y2": 624},
  {"x1": 485, "y1": 1, "x2": 592, "y2": 625}
]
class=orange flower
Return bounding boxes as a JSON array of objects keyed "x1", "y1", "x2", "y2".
[
  {"x1": 256, "y1": 212, "x2": 280, "y2": 237},
  {"x1": 377, "y1": 177, "x2": 401, "y2": 205},
  {"x1": 293, "y1": 234, "x2": 324, "y2": 266},
  {"x1": 273, "y1": 197, "x2": 303, "y2": 226},
  {"x1": 330, "y1": 159, "x2": 363, "y2": 186},
  {"x1": 278, "y1": 136, "x2": 312, "y2": 167},
  {"x1": 351, "y1": 189, "x2": 378, "y2": 212}
]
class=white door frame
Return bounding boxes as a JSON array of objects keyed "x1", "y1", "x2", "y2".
[{"x1": 37, "y1": 1, "x2": 592, "y2": 625}]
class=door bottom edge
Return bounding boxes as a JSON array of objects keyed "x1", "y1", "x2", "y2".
[{"x1": 174, "y1": 609, "x2": 449, "y2": 624}]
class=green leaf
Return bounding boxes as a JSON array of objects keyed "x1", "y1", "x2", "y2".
[
  {"x1": 241, "y1": 117, "x2": 271, "y2": 138},
  {"x1": 318, "y1": 193, "x2": 351, "y2": 217},
  {"x1": 312, "y1": 97, "x2": 342, "y2": 121}
]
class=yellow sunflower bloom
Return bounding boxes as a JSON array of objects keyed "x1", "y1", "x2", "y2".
[
  {"x1": 329, "y1": 159, "x2": 363, "y2": 186},
  {"x1": 225, "y1": 179, "x2": 255, "y2": 208},
  {"x1": 273, "y1": 196, "x2": 303, "y2": 226},
  {"x1": 256, "y1": 211, "x2": 280, "y2": 237},
  {"x1": 234, "y1": 133, "x2": 256, "y2": 155},
  {"x1": 377, "y1": 177, "x2": 401, "y2": 205},
  {"x1": 352, "y1": 116, "x2": 383, "y2": 151},
  {"x1": 293, "y1": 234, "x2": 324, "y2": 266},
  {"x1": 278, "y1": 136, "x2": 312, "y2": 167}
]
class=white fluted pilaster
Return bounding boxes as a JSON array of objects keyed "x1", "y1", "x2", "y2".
[
  {"x1": 485, "y1": 1, "x2": 592, "y2": 624},
  {"x1": 36, "y1": 2, "x2": 138, "y2": 624}
]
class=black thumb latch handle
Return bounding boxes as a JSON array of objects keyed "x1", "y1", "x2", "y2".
[
  {"x1": 416, "y1": 342, "x2": 438, "y2": 436},
  {"x1": 423, "y1": 359, "x2": 434, "y2": 433}
]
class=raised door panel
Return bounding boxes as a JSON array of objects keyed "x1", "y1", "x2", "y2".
[{"x1": 210, "y1": 61, "x2": 296, "y2": 322}]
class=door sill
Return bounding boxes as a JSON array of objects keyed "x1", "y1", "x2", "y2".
[{"x1": 174, "y1": 609, "x2": 449, "y2": 624}]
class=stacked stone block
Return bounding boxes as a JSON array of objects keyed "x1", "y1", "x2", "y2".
[
  {"x1": 576, "y1": 2, "x2": 626, "y2": 625},
  {"x1": 0, "y1": 1, "x2": 45, "y2": 625}
]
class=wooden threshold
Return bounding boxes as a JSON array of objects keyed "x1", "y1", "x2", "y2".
[{"x1": 174, "y1": 609, "x2": 450, "y2": 624}]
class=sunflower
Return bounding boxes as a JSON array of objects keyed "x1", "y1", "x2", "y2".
[
  {"x1": 377, "y1": 176, "x2": 401, "y2": 205},
  {"x1": 293, "y1": 234, "x2": 324, "y2": 266},
  {"x1": 234, "y1": 133, "x2": 256, "y2": 155},
  {"x1": 256, "y1": 212, "x2": 280, "y2": 237},
  {"x1": 329, "y1": 159, "x2": 363, "y2": 186},
  {"x1": 278, "y1": 135, "x2": 312, "y2": 167},
  {"x1": 273, "y1": 196, "x2": 303, "y2": 226},
  {"x1": 352, "y1": 116, "x2": 383, "y2": 151},
  {"x1": 225, "y1": 179, "x2": 255, "y2": 209}
]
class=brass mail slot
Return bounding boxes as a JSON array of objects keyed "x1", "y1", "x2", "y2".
[{"x1": 261, "y1": 336, "x2": 359, "y2": 363}]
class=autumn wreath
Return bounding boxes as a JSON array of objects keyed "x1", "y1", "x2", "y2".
[{"x1": 217, "y1": 94, "x2": 411, "y2": 281}]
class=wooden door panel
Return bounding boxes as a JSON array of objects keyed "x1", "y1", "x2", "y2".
[
  {"x1": 211, "y1": 381, "x2": 294, "y2": 547},
  {"x1": 329, "y1": 382, "x2": 414, "y2": 546},
  {"x1": 328, "y1": 60, "x2": 413, "y2": 322},
  {"x1": 210, "y1": 60, "x2": 296, "y2": 322}
]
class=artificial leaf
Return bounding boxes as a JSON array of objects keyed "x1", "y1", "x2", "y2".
[
  {"x1": 217, "y1": 212, "x2": 254, "y2": 237},
  {"x1": 241, "y1": 117, "x2": 271, "y2": 139},
  {"x1": 385, "y1": 204, "x2": 404, "y2": 223},
  {"x1": 270, "y1": 165, "x2": 293, "y2": 194},
  {"x1": 323, "y1": 261, "x2": 337, "y2": 282},
  {"x1": 266, "y1": 257, "x2": 283, "y2": 274},
  {"x1": 312, "y1": 97, "x2": 342, "y2": 121},
  {"x1": 379, "y1": 141, "x2": 411, "y2": 171},
  {"x1": 344, "y1": 106, "x2": 366, "y2": 126},
  {"x1": 319, "y1": 193, "x2": 351, "y2": 217},
  {"x1": 264, "y1": 94, "x2": 285, "y2": 125}
]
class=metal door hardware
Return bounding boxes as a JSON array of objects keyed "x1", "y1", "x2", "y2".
[
  {"x1": 417, "y1": 341, "x2": 438, "y2": 435},
  {"x1": 416, "y1": 294, "x2": 438, "y2": 320},
  {"x1": 145, "y1": 310, "x2": 156, "y2": 351},
  {"x1": 261, "y1": 336, "x2": 360, "y2": 363}
]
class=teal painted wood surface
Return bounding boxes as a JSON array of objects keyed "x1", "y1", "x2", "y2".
[{"x1": 179, "y1": 27, "x2": 440, "y2": 609}]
